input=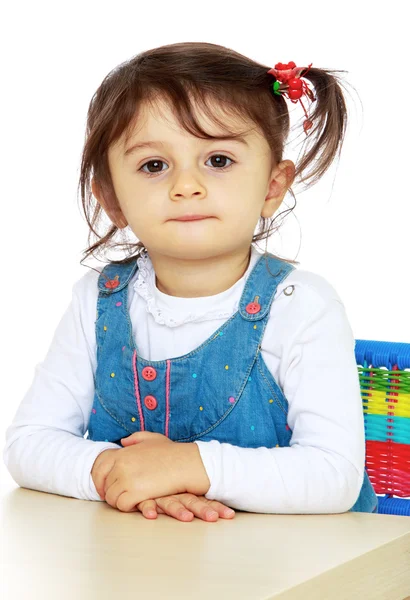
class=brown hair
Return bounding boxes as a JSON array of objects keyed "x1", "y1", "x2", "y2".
[{"x1": 77, "y1": 41, "x2": 351, "y2": 271}]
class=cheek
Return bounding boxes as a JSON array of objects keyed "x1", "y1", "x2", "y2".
[
  {"x1": 227, "y1": 205, "x2": 259, "y2": 227},
  {"x1": 123, "y1": 207, "x2": 165, "y2": 241}
]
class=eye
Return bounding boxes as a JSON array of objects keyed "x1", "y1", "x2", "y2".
[{"x1": 138, "y1": 154, "x2": 236, "y2": 177}]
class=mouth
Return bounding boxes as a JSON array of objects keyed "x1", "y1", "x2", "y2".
[{"x1": 170, "y1": 216, "x2": 213, "y2": 222}]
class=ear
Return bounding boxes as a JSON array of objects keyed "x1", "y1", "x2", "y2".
[
  {"x1": 261, "y1": 160, "x2": 295, "y2": 219},
  {"x1": 91, "y1": 178, "x2": 128, "y2": 229}
]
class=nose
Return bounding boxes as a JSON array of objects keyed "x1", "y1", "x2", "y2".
[
  {"x1": 172, "y1": 190, "x2": 203, "y2": 198},
  {"x1": 170, "y1": 170, "x2": 206, "y2": 199}
]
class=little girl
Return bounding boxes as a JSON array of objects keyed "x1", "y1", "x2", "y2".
[{"x1": 3, "y1": 41, "x2": 378, "y2": 521}]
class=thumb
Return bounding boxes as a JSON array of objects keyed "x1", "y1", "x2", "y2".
[
  {"x1": 120, "y1": 432, "x2": 144, "y2": 446},
  {"x1": 121, "y1": 431, "x2": 167, "y2": 446}
]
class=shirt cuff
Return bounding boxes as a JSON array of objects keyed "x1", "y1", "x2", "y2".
[{"x1": 194, "y1": 440, "x2": 222, "y2": 500}]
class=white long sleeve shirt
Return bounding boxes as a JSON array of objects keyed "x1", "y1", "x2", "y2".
[{"x1": 3, "y1": 246, "x2": 365, "y2": 513}]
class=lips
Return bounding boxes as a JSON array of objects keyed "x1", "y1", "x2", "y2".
[{"x1": 172, "y1": 216, "x2": 211, "y2": 221}]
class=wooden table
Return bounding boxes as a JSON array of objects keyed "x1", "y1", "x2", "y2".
[{"x1": 2, "y1": 482, "x2": 410, "y2": 599}]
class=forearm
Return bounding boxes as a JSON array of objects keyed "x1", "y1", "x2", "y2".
[
  {"x1": 195, "y1": 440, "x2": 363, "y2": 514},
  {"x1": 4, "y1": 428, "x2": 120, "y2": 501}
]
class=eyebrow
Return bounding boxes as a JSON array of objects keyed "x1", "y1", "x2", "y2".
[{"x1": 124, "y1": 135, "x2": 250, "y2": 157}]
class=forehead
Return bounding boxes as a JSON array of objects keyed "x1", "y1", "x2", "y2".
[
  {"x1": 113, "y1": 95, "x2": 262, "y2": 155},
  {"x1": 136, "y1": 96, "x2": 249, "y2": 133}
]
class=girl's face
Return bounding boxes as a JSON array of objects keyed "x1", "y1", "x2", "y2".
[{"x1": 94, "y1": 97, "x2": 294, "y2": 264}]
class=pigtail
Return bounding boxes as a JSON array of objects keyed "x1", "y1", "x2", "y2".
[{"x1": 292, "y1": 66, "x2": 349, "y2": 189}]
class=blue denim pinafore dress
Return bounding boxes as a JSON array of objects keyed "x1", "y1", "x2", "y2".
[{"x1": 87, "y1": 252, "x2": 378, "y2": 513}]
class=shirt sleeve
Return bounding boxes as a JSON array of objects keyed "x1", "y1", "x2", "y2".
[
  {"x1": 194, "y1": 296, "x2": 365, "y2": 514},
  {"x1": 2, "y1": 278, "x2": 121, "y2": 501}
]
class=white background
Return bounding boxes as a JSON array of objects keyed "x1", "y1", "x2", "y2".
[{"x1": 1, "y1": 1, "x2": 409, "y2": 489}]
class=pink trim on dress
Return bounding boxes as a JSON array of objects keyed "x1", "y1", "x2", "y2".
[
  {"x1": 165, "y1": 360, "x2": 171, "y2": 437},
  {"x1": 132, "y1": 349, "x2": 145, "y2": 430}
]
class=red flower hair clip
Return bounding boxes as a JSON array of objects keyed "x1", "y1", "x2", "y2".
[{"x1": 267, "y1": 61, "x2": 316, "y2": 134}]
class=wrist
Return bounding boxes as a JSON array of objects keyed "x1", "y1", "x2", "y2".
[
  {"x1": 182, "y1": 442, "x2": 211, "y2": 496},
  {"x1": 91, "y1": 448, "x2": 119, "y2": 480}
]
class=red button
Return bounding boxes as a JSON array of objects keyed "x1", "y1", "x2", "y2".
[
  {"x1": 144, "y1": 395, "x2": 158, "y2": 410},
  {"x1": 142, "y1": 366, "x2": 157, "y2": 381},
  {"x1": 245, "y1": 302, "x2": 261, "y2": 314},
  {"x1": 105, "y1": 276, "x2": 119, "y2": 289}
]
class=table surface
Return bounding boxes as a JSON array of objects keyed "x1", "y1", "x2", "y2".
[{"x1": 2, "y1": 479, "x2": 410, "y2": 600}]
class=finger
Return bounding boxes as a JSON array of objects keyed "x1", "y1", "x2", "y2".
[
  {"x1": 205, "y1": 499, "x2": 235, "y2": 519},
  {"x1": 155, "y1": 497, "x2": 195, "y2": 522},
  {"x1": 171, "y1": 494, "x2": 235, "y2": 520},
  {"x1": 173, "y1": 494, "x2": 220, "y2": 521},
  {"x1": 137, "y1": 499, "x2": 158, "y2": 519},
  {"x1": 121, "y1": 432, "x2": 168, "y2": 445},
  {"x1": 120, "y1": 437, "x2": 140, "y2": 446}
]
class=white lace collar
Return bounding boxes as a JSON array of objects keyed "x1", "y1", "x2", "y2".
[{"x1": 132, "y1": 247, "x2": 262, "y2": 327}]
